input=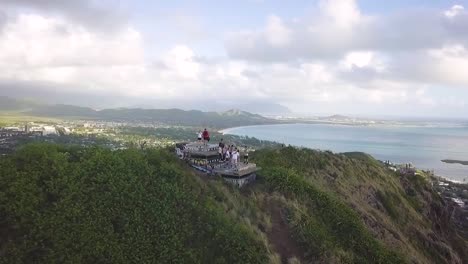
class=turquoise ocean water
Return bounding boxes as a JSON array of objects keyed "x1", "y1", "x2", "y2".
[{"x1": 223, "y1": 123, "x2": 468, "y2": 182}]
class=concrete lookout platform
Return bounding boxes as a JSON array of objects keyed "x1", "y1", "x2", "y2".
[
  {"x1": 213, "y1": 163, "x2": 258, "y2": 187},
  {"x1": 176, "y1": 141, "x2": 259, "y2": 187}
]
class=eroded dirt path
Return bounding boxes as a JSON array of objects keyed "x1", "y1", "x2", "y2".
[{"x1": 266, "y1": 200, "x2": 304, "y2": 264}]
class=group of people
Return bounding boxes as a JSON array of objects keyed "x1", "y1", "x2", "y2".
[
  {"x1": 218, "y1": 139, "x2": 249, "y2": 167},
  {"x1": 197, "y1": 128, "x2": 210, "y2": 144},
  {"x1": 194, "y1": 129, "x2": 249, "y2": 167}
]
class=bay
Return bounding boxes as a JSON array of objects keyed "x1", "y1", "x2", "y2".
[{"x1": 223, "y1": 123, "x2": 468, "y2": 182}]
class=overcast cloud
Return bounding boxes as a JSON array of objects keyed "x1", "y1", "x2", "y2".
[
  {"x1": 0, "y1": 0, "x2": 128, "y2": 31},
  {"x1": 0, "y1": 0, "x2": 467, "y2": 117}
]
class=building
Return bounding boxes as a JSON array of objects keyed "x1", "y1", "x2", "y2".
[
  {"x1": 42, "y1": 126, "x2": 57, "y2": 136},
  {"x1": 176, "y1": 141, "x2": 259, "y2": 187},
  {"x1": 0, "y1": 128, "x2": 27, "y2": 138}
]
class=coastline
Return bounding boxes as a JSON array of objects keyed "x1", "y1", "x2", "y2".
[
  {"x1": 219, "y1": 123, "x2": 291, "y2": 134},
  {"x1": 220, "y1": 120, "x2": 468, "y2": 134},
  {"x1": 221, "y1": 123, "x2": 468, "y2": 184}
]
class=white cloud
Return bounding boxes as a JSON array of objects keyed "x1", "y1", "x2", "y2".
[
  {"x1": 162, "y1": 45, "x2": 200, "y2": 79},
  {"x1": 444, "y1": 5, "x2": 464, "y2": 18},
  {"x1": 425, "y1": 45, "x2": 468, "y2": 86},
  {"x1": 265, "y1": 15, "x2": 292, "y2": 47},
  {"x1": 0, "y1": 14, "x2": 143, "y2": 69},
  {"x1": 0, "y1": 0, "x2": 466, "y2": 117},
  {"x1": 226, "y1": 1, "x2": 468, "y2": 61},
  {"x1": 319, "y1": 0, "x2": 362, "y2": 29},
  {"x1": 340, "y1": 51, "x2": 386, "y2": 72},
  {"x1": 0, "y1": 0, "x2": 127, "y2": 31},
  {"x1": 0, "y1": 13, "x2": 146, "y2": 96}
]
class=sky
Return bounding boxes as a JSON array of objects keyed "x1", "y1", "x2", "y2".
[{"x1": 1, "y1": 0, "x2": 468, "y2": 118}]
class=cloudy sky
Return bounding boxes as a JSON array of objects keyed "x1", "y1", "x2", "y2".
[{"x1": 1, "y1": 0, "x2": 468, "y2": 117}]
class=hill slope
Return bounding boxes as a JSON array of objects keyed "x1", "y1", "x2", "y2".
[
  {"x1": 0, "y1": 144, "x2": 466, "y2": 263},
  {"x1": 0, "y1": 96, "x2": 276, "y2": 128},
  {"x1": 253, "y1": 148, "x2": 467, "y2": 263},
  {"x1": 0, "y1": 96, "x2": 41, "y2": 112},
  {"x1": 0, "y1": 144, "x2": 267, "y2": 263}
]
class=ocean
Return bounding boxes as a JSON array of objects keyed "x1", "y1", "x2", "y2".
[{"x1": 222, "y1": 123, "x2": 468, "y2": 182}]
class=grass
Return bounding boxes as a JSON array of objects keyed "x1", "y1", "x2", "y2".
[
  {"x1": 0, "y1": 113, "x2": 62, "y2": 125},
  {"x1": 250, "y1": 146, "x2": 467, "y2": 263},
  {"x1": 376, "y1": 190, "x2": 400, "y2": 219},
  {"x1": 2, "y1": 142, "x2": 464, "y2": 263},
  {"x1": 259, "y1": 166, "x2": 407, "y2": 263}
]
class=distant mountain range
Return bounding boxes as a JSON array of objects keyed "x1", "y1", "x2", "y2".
[
  {"x1": 0, "y1": 96, "x2": 42, "y2": 111},
  {"x1": 127, "y1": 101, "x2": 292, "y2": 116},
  {"x1": 0, "y1": 96, "x2": 278, "y2": 128}
]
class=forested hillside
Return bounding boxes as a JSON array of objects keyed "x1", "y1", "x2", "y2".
[
  {"x1": 0, "y1": 144, "x2": 266, "y2": 263},
  {"x1": 0, "y1": 144, "x2": 466, "y2": 263}
]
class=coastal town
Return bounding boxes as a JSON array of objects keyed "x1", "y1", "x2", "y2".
[
  {"x1": 0, "y1": 119, "x2": 277, "y2": 154},
  {"x1": 0, "y1": 121, "x2": 125, "y2": 155}
]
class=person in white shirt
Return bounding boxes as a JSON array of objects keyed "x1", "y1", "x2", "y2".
[
  {"x1": 224, "y1": 150, "x2": 230, "y2": 163},
  {"x1": 218, "y1": 146, "x2": 223, "y2": 161},
  {"x1": 197, "y1": 131, "x2": 202, "y2": 141},
  {"x1": 243, "y1": 146, "x2": 249, "y2": 164},
  {"x1": 231, "y1": 149, "x2": 239, "y2": 166}
]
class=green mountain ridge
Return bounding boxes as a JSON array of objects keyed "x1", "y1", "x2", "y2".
[
  {"x1": 0, "y1": 144, "x2": 466, "y2": 263},
  {"x1": 0, "y1": 96, "x2": 43, "y2": 112},
  {"x1": 0, "y1": 96, "x2": 276, "y2": 128}
]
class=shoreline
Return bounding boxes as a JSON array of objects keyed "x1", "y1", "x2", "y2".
[
  {"x1": 220, "y1": 121, "x2": 468, "y2": 134},
  {"x1": 219, "y1": 123, "x2": 286, "y2": 134},
  {"x1": 221, "y1": 124, "x2": 467, "y2": 184}
]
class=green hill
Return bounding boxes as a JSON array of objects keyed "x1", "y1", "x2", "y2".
[
  {"x1": 0, "y1": 96, "x2": 41, "y2": 112},
  {"x1": 0, "y1": 144, "x2": 267, "y2": 263},
  {"x1": 0, "y1": 144, "x2": 466, "y2": 263},
  {"x1": 0, "y1": 96, "x2": 276, "y2": 128},
  {"x1": 31, "y1": 104, "x2": 98, "y2": 118},
  {"x1": 97, "y1": 108, "x2": 271, "y2": 127}
]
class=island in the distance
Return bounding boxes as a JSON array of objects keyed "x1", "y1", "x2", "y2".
[{"x1": 442, "y1": 159, "x2": 468, "y2": 166}]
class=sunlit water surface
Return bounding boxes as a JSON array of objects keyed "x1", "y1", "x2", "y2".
[{"x1": 223, "y1": 123, "x2": 468, "y2": 182}]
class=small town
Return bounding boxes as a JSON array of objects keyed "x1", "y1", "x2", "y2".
[{"x1": 0, "y1": 122, "x2": 125, "y2": 155}]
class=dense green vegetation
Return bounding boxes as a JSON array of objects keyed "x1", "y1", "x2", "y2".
[
  {"x1": 253, "y1": 149, "x2": 405, "y2": 263},
  {"x1": 0, "y1": 144, "x2": 267, "y2": 263},
  {"x1": 252, "y1": 147, "x2": 467, "y2": 264},
  {"x1": 1, "y1": 144, "x2": 466, "y2": 263},
  {"x1": 260, "y1": 167, "x2": 404, "y2": 263}
]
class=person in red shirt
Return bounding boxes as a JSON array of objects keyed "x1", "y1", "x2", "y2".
[{"x1": 202, "y1": 128, "x2": 210, "y2": 144}]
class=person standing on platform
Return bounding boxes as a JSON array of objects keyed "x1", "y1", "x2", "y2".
[
  {"x1": 197, "y1": 131, "x2": 202, "y2": 142},
  {"x1": 224, "y1": 148, "x2": 230, "y2": 164},
  {"x1": 202, "y1": 128, "x2": 210, "y2": 145},
  {"x1": 231, "y1": 148, "x2": 239, "y2": 167},
  {"x1": 218, "y1": 138, "x2": 225, "y2": 160},
  {"x1": 243, "y1": 146, "x2": 249, "y2": 164},
  {"x1": 223, "y1": 145, "x2": 229, "y2": 162}
]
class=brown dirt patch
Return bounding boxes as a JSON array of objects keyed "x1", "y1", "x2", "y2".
[{"x1": 266, "y1": 200, "x2": 304, "y2": 264}]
